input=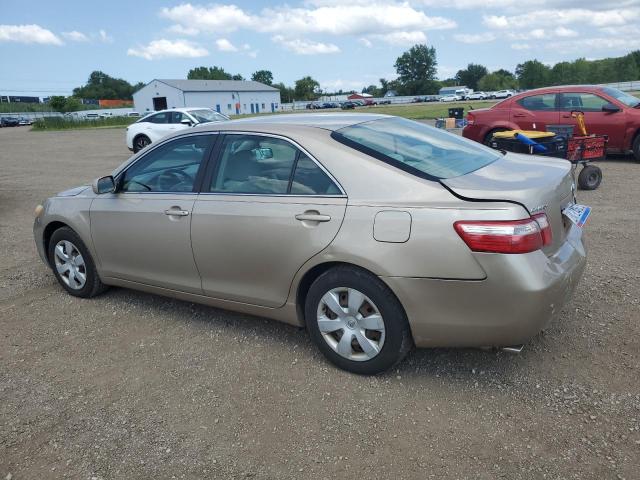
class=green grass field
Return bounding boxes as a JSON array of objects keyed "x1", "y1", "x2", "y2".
[{"x1": 31, "y1": 116, "x2": 135, "y2": 131}]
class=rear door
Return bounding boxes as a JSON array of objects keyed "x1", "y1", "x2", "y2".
[
  {"x1": 510, "y1": 92, "x2": 560, "y2": 130},
  {"x1": 558, "y1": 91, "x2": 627, "y2": 150},
  {"x1": 191, "y1": 133, "x2": 347, "y2": 307}
]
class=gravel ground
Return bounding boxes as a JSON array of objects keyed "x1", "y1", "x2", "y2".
[{"x1": 1, "y1": 126, "x2": 639, "y2": 480}]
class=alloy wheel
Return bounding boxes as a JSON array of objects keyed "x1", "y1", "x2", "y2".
[
  {"x1": 53, "y1": 240, "x2": 87, "y2": 290},
  {"x1": 316, "y1": 287, "x2": 385, "y2": 361}
]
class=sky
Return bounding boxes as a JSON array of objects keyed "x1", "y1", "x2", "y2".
[{"x1": 1, "y1": 0, "x2": 639, "y2": 96}]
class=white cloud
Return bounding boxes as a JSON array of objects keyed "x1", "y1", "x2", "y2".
[
  {"x1": 161, "y1": 4, "x2": 252, "y2": 34},
  {"x1": 167, "y1": 24, "x2": 200, "y2": 36},
  {"x1": 272, "y1": 35, "x2": 340, "y2": 54},
  {"x1": 319, "y1": 78, "x2": 367, "y2": 92},
  {"x1": 453, "y1": 32, "x2": 496, "y2": 43},
  {"x1": 127, "y1": 39, "x2": 209, "y2": 60},
  {"x1": 0, "y1": 24, "x2": 63, "y2": 45},
  {"x1": 358, "y1": 37, "x2": 373, "y2": 47},
  {"x1": 98, "y1": 29, "x2": 113, "y2": 43},
  {"x1": 215, "y1": 38, "x2": 238, "y2": 52},
  {"x1": 554, "y1": 26, "x2": 578, "y2": 37},
  {"x1": 511, "y1": 43, "x2": 532, "y2": 50},
  {"x1": 484, "y1": 8, "x2": 640, "y2": 29},
  {"x1": 373, "y1": 31, "x2": 427, "y2": 46},
  {"x1": 62, "y1": 30, "x2": 89, "y2": 42},
  {"x1": 549, "y1": 36, "x2": 640, "y2": 53}
]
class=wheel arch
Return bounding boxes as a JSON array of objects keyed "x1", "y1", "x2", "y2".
[
  {"x1": 42, "y1": 220, "x2": 70, "y2": 265},
  {"x1": 294, "y1": 261, "x2": 407, "y2": 327}
]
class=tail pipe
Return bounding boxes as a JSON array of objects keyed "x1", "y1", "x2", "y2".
[{"x1": 501, "y1": 344, "x2": 524, "y2": 354}]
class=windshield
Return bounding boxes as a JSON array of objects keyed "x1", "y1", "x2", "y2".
[
  {"x1": 189, "y1": 109, "x2": 228, "y2": 123},
  {"x1": 601, "y1": 87, "x2": 640, "y2": 107},
  {"x1": 332, "y1": 117, "x2": 501, "y2": 180}
]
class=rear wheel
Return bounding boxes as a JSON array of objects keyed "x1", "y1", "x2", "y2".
[
  {"x1": 305, "y1": 266, "x2": 413, "y2": 375},
  {"x1": 577, "y1": 164, "x2": 602, "y2": 190},
  {"x1": 133, "y1": 134, "x2": 151, "y2": 153},
  {"x1": 48, "y1": 227, "x2": 108, "y2": 298}
]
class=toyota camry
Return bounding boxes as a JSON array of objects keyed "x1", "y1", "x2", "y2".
[{"x1": 34, "y1": 114, "x2": 588, "y2": 374}]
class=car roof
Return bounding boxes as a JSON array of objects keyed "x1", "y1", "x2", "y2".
[{"x1": 204, "y1": 113, "x2": 392, "y2": 131}]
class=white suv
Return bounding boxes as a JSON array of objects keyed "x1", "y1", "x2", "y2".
[
  {"x1": 493, "y1": 90, "x2": 515, "y2": 99},
  {"x1": 126, "y1": 108, "x2": 229, "y2": 152}
]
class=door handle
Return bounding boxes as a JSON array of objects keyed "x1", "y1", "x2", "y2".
[
  {"x1": 561, "y1": 114, "x2": 571, "y2": 118},
  {"x1": 295, "y1": 213, "x2": 331, "y2": 222},
  {"x1": 513, "y1": 113, "x2": 526, "y2": 117},
  {"x1": 164, "y1": 208, "x2": 190, "y2": 216}
]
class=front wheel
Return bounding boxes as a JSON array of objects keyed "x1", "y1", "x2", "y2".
[
  {"x1": 632, "y1": 134, "x2": 640, "y2": 163},
  {"x1": 48, "y1": 227, "x2": 108, "y2": 298},
  {"x1": 305, "y1": 266, "x2": 413, "y2": 375}
]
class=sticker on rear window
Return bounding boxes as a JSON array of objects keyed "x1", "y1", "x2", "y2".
[{"x1": 562, "y1": 204, "x2": 591, "y2": 228}]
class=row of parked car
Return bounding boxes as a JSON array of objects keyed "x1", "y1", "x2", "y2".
[
  {"x1": 306, "y1": 99, "x2": 392, "y2": 110},
  {"x1": 436, "y1": 90, "x2": 517, "y2": 103},
  {"x1": 0, "y1": 116, "x2": 33, "y2": 127}
]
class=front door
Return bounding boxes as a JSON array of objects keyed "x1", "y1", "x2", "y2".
[
  {"x1": 510, "y1": 92, "x2": 560, "y2": 130},
  {"x1": 91, "y1": 134, "x2": 216, "y2": 293},
  {"x1": 191, "y1": 133, "x2": 347, "y2": 307},
  {"x1": 558, "y1": 91, "x2": 627, "y2": 151}
]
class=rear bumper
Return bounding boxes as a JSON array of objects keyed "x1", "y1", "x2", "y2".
[
  {"x1": 382, "y1": 224, "x2": 587, "y2": 348},
  {"x1": 461, "y1": 124, "x2": 485, "y2": 142}
]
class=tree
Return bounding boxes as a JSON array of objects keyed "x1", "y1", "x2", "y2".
[
  {"x1": 362, "y1": 84, "x2": 380, "y2": 96},
  {"x1": 187, "y1": 66, "x2": 232, "y2": 80},
  {"x1": 232, "y1": 74, "x2": 244, "y2": 81},
  {"x1": 478, "y1": 69, "x2": 518, "y2": 91},
  {"x1": 251, "y1": 70, "x2": 273, "y2": 85},
  {"x1": 72, "y1": 71, "x2": 140, "y2": 100},
  {"x1": 294, "y1": 76, "x2": 320, "y2": 100},
  {"x1": 455, "y1": 63, "x2": 488, "y2": 90},
  {"x1": 48, "y1": 96, "x2": 67, "y2": 112},
  {"x1": 394, "y1": 44, "x2": 438, "y2": 95},
  {"x1": 515, "y1": 60, "x2": 551, "y2": 89},
  {"x1": 273, "y1": 82, "x2": 294, "y2": 103}
]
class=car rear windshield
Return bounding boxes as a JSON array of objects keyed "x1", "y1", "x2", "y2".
[
  {"x1": 332, "y1": 117, "x2": 500, "y2": 180},
  {"x1": 189, "y1": 109, "x2": 227, "y2": 123}
]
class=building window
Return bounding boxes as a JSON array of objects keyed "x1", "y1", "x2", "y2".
[
  {"x1": 262, "y1": 103, "x2": 266, "y2": 109},
  {"x1": 243, "y1": 104, "x2": 246, "y2": 110},
  {"x1": 227, "y1": 104, "x2": 232, "y2": 110}
]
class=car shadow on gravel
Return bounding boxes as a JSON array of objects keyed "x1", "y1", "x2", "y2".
[{"x1": 97, "y1": 284, "x2": 546, "y2": 384}]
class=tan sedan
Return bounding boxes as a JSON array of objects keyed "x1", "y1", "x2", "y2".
[{"x1": 34, "y1": 114, "x2": 587, "y2": 374}]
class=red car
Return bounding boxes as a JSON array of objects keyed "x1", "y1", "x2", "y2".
[{"x1": 463, "y1": 85, "x2": 640, "y2": 161}]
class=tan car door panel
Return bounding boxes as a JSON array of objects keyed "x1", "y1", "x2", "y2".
[
  {"x1": 91, "y1": 194, "x2": 202, "y2": 293},
  {"x1": 191, "y1": 195, "x2": 347, "y2": 307}
]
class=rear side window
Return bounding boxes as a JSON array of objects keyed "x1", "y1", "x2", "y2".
[
  {"x1": 518, "y1": 94, "x2": 557, "y2": 111},
  {"x1": 332, "y1": 117, "x2": 500, "y2": 180},
  {"x1": 148, "y1": 112, "x2": 170, "y2": 124}
]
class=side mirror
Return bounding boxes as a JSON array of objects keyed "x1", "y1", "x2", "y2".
[
  {"x1": 181, "y1": 118, "x2": 194, "y2": 126},
  {"x1": 92, "y1": 175, "x2": 116, "y2": 194},
  {"x1": 602, "y1": 103, "x2": 620, "y2": 113}
]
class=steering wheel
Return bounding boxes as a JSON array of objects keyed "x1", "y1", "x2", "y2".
[{"x1": 158, "y1": 169, "x2": 193, "y2": 191}]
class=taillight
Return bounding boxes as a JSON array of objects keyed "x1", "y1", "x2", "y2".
[
  {"x1": 454, "y1": 218, "x2": 543, "y2": 254},
  {"x1": 532, "y1": 212, "x2": 552, "y2": 247},
  {"x1": 466, "y1": 112, "x2": 475, "y2": 125}
]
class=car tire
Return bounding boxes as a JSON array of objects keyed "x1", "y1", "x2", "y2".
[
  {"x1": 577, "y1": 164, "x2": 602, "y2": 190},
  {"x1": 305, "y1": 265, "x2": 413, "y2": 375},
  {"x1": 48, "y1": 227, "x2": 108, "y2": 298},
  {"x1": 632, "y1": 134, "x2": 640, "y2": 163},
  {"x1": 483, "y1": 128, "x2": 506, "y2": 146},
  {"x1": 133, "y1": 134, "x2": 151, "y2": 153}
]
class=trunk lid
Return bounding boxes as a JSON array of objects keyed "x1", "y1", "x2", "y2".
[{"x1": 441, "y1": 152, "x2": 575, "y2": 254}]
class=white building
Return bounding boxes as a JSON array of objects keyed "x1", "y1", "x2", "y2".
[{"x1": 133, "y1": 79, "x2": 281, "y2": 116}]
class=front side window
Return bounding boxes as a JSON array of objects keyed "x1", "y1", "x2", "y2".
[
  {"x1": 148, "y1": 112, "x2": 170, "y2": 124},
  {"x1": 559, "y1": 92, "x2": 609, "y2": 112},
  {"x1": 518, "y1": 93, "x2": 557, "y2": 111},
  {"x1": 332, "y1": 117, "x2": 500, "y2": 180},
  {"x1": 171, "y1": 111, "x2": 184, "y2": 123},
  {"x1": 121, "y1": 135, "x2": 214, "y2": 193}
]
